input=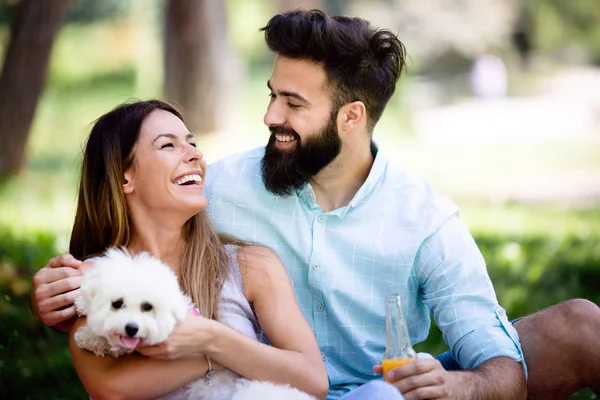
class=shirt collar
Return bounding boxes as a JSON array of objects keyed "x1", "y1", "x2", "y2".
[
  {"x1": 347, "y1": 141, "x2": 387, "y2": 209},
  {"x1": 297, "y1": 141, "x2": 388, "y2": 216}
]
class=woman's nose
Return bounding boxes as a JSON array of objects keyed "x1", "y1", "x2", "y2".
[{"x1": 185, "y1": 146, "x2": 202, "y2": 163}]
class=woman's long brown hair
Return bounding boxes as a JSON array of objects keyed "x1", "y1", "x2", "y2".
[{"x1": 69, "y1": 100, "x2": 229, "y2": 320}]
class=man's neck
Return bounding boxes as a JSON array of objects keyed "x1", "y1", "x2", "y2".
[{"x1": 310, "y1": 143, "x2": 374, "y2": 213}]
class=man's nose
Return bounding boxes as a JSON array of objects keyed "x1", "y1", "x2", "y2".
[{"x1": 263, "y1": 102, "x2": 286, "y2": 127}]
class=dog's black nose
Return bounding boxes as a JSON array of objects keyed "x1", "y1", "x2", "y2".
[{"x1": 125, "y1": 323, "x2": 139, "y2": 337}]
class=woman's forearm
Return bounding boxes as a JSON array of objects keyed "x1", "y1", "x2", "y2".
[
  {"x1": 87, "y1": 355, "x2": 209, "y2": 400},
  {"x1": 69, "y1": 321, "x2": 211, "y2": 400},
  {"x1": 204, "y1": 321, "x2": 328, "y2": 398}
]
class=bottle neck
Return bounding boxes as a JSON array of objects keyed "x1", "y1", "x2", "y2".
[{"x1": 385, "y1": 295, "x2": 414, "y2": 356}]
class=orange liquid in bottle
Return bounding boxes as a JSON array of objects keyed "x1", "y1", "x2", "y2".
[{"x1": 382, "y1": 358, "x2": 416, "y2": 383}]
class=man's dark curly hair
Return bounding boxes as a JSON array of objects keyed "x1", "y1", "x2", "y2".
[{"x1": 261, "y1": 9, "x2": 407, "y2": 133}]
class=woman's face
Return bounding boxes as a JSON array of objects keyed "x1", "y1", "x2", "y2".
[{"x1": 123, "y1": 109, "x2": 207, "y2": 219}]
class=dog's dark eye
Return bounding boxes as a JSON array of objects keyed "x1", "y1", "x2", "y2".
[
  {"x1": 141, "y1": 302, "x2": 153, "y2": 312},
  {"x1": 111, "y1": 299, "x2": 124, "y2": 309}
]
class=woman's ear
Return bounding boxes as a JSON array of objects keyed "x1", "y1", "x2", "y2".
[{"x1": 123, "y1": 170, "x2": 134, "y2": 194}]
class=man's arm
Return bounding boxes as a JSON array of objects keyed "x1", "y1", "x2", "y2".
[
  {"x1": 408, "y1": 214, "x2": 527, "y2": 398},
  {"x1": 448, "y1": 357, "x2": 526, "y2": 399},
  {"x1": 375, "y1": 356, "x2": 525, "y2": 399},
  {"x1": 31, "y1": 254, "x2": 83, "y2": 333}
]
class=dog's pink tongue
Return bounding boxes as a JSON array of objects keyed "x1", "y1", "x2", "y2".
[{"x1": 121, "y1": 336, "x2": 140, "y2": 349}]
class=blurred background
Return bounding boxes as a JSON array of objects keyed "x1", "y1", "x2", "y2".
[{"x1": 0, "y1": 0, "x2": 598, "y2": 398}]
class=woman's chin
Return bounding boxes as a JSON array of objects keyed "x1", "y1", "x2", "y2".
[{"x1": 180, "y1": 199, "x2": 208, "y2": 217}]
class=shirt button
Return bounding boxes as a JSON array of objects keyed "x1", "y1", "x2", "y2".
[
  {"x1": 317, "y1": 304, "x2": 324, "y2": 311},
  {"x1": 312, "y1": 263, "x2": 319, "y2": 270},
  {"x1": 308, "y1": 193, "x2": 314, "y2": 199},
  {"x1": 322, "y1": 354, "x2": 327, "y2": 361},
  {"x1": 317, "y1": 216, "x2": 324, "y2": 223}
]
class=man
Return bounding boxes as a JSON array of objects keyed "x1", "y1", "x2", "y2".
[{"x1": 32, "y1": 9, "x2": 600, "y2": 400}]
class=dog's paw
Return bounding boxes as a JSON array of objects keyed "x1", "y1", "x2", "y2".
[
  {"x1": 75, "y1": 326, "x2": 114, "y2": 357},
  {"x1": 74, "y1": 296, "x2": 87, "y2": 316}
]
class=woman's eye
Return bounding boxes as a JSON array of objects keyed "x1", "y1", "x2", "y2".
[
  {"x1": 161, "y1": 143, "x2": 174, "y2": 149},
  {"x1": 189, "y1": 142, "x2": 197, "y2": 148}
]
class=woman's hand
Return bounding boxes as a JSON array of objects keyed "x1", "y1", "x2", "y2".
[{"x1": 137, "y1": 314, "x2": 218, "y2": 360}]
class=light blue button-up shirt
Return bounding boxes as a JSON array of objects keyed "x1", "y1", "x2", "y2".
[{"x1": 206, "y1": 146, "x2": 524, "y2": 399}]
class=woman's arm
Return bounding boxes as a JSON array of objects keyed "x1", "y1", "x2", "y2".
[
  {"x1": 69, "y1": 317, "x2": 214, "y2": 400},
  {"x1": 204, "y1": 245, "x2": 329, "y2": 399}
]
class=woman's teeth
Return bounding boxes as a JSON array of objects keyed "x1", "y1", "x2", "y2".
[{"x1": 175, "y1": 174, "x2": 202, "y2": 185}]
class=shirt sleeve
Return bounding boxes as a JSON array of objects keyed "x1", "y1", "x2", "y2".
[
  {"x1": 415, "y1": 214, "x2": 527, "y2": 376},
  {"x1": 204, "y1": 160, "x2": 222, "y2": 217}
]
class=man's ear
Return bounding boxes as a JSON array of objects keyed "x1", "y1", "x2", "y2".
[
  {"x1": 338, "y1": 101, "x2": 366, "y2": 132},
  {"x1": 123, "y1": 169, "x2": 134, "y2": 194}
]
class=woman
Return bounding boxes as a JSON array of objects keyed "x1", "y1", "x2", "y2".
[{"x1": 68, "y1": 100, "x2": 328, "y2": 399}]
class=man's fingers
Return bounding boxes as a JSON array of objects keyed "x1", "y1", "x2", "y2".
[
  {"x1": 33, "y1": 266, "x2": 82, "y2": 289},
  {"x1": 41, "y1": 304, "x2": 77, "y2": 327},
  {"x1": 38, "y1": 288, "x2": 81, "y2": 314},
  {"x1": 388, "y1": 359, "x2": 438, "y2": 382},
  {"x1": 372, "y1": 365, "x2": 383, "y2": 375},
  {"x1": 47, "y1": 254, "x2": 83, "y2": 269},
  {"x1": 34, "y1": 273, "x2": 82, "y2": 303}
]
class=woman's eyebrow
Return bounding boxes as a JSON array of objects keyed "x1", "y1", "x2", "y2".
[{"x1": 151, "y1": 133, "x2": 194, "y2": 144}]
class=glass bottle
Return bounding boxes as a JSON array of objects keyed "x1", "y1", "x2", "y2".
[{"x1": 382, "y1": 293, "x2": 417, "y2": 383}]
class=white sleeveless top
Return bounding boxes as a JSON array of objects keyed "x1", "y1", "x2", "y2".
[{"x1": 218, "y1": 244, "x2": 262, "y2": 340}]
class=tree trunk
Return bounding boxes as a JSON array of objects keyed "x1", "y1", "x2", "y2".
[
  {"x1": 0, "y1": 0, "x2": 69, "y2": 178},
  {"x1": 164, "y1": 0, "x2": 230, "y2": 134}
]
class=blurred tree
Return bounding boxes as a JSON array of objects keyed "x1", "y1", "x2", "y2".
[
  {"x1": 164, "y1": 0, "x2": 230, "y2": 134},
  {"x1": 512, "y1": 2, "x2": 534, "y2": 70},
  {"x1": 0, "y1": 0, "x2": 70, "y2": 178},
  {"x1": 348, "y1": 0, "x2": 517, "y2": 76},
  {"x1": 534, "y1": 0, "x2": 600, "y2": 64},
  {"x1": 64, "y1": 0, "x2": 128, "y2": 23}
]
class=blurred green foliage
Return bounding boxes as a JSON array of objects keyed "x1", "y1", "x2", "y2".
[
  {"x1": 0, "y1": 227, "x2": 86, "y2": 399},
  {"x1": 534, "y1": 0, "x2": 600, "y2": 64},
  {"x1": 0, "y1": 0, "x2": 128, "y2": 25}
]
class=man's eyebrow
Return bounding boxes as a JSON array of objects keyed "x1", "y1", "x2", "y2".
[
  {"x1": 267, "y1": 80, "x2": 310, "y2": 104},
  {"x1": 152, "y1": 133, "x2": 194, "y2": 144}
]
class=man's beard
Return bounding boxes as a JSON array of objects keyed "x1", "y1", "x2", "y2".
[{"x1": 261, "y1": 114, "x2": 341, "y2": 196}]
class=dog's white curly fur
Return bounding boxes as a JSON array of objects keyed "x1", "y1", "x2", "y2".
[{"x1": 75, "y1": 247, "x2": 316, "y2": 400}]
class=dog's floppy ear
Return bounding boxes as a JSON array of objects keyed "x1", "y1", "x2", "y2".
[{"x1": 78, "y1": 261, "x2": 102, "y2": 315}]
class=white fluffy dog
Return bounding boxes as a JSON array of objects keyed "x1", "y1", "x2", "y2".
[{"x1": 75, "y1": 248, "x2": 315, "y2": 400}]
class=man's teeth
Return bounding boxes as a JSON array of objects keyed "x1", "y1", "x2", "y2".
[
  {"x1": 175, "y1": 174, "x2": 202, "y2": 185},
  {"x1": 275, "y1": 134, "x2": 296, "y2": 142}
]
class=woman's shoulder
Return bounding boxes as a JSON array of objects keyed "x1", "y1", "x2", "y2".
[
  {"x1": 234, "y1": 245, "x2": 289, "y2": 300},
  {"x1": 234, "y1": 244, "x2": 284, "y2": 272}
]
